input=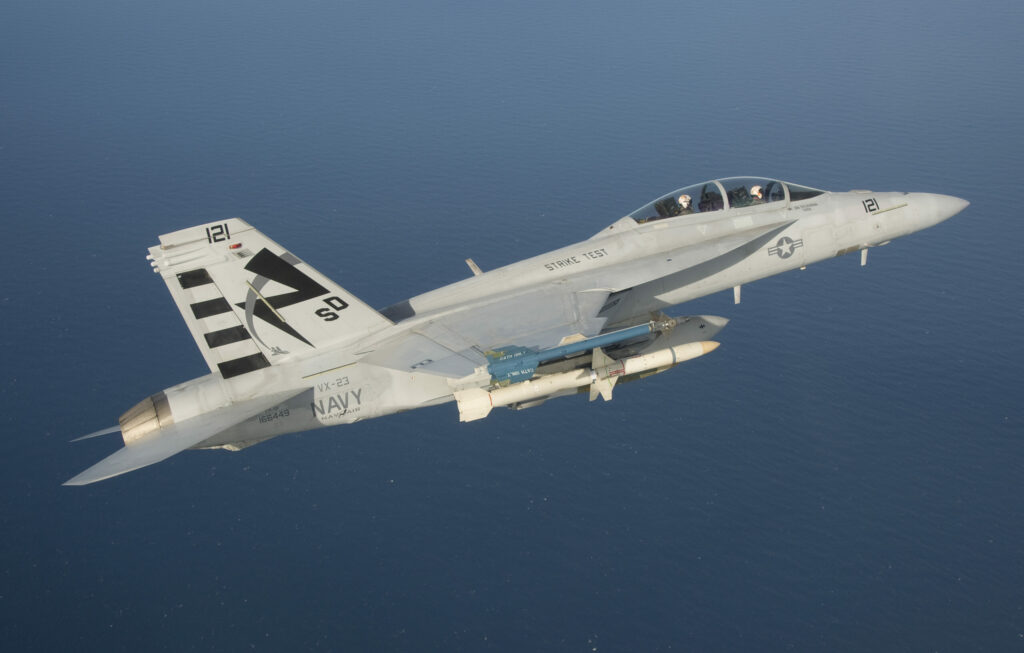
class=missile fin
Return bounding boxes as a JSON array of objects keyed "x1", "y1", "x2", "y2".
[
  {"x1": 589, "y1": 376, "x2": 617, "y2": 402},
  {"x1": 591, "y1": 347, "x2": 614, "y2": 369},
  {"x1": 589, "y1": 348, "x2": 618, "y2": 401},
  {"x1": 454, "y1": 387, "x2": 493, "y2": 422}
]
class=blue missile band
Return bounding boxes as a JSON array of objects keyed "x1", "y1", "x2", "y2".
[{"x1": 487, "y1": 323, "x2": 655, "y2": 384}]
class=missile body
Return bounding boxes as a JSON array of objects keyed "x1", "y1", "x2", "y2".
[
  {"x1": 455, "y1": 340, "x2": 720, "y2": 422},
  {"x1": 486, "y1": 319, "x2": 674, "y2": 384}
]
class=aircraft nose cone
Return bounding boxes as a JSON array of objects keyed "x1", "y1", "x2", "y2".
[
  {"x1": 936, "y1": 194, "x2": 970, "y2": 221},
  {"x1": 927, "y1": 193, "x2": 970, "y2": 225},
  {"x1": 909, "y1": 192, "x2": 970, "y2": 233}
]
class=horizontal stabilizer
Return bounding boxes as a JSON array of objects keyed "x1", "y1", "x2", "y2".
[
  {"x1": 64, "y1": 423, "x2": 218, "y2": 486},
  {"x1": 70, "y1": 425, "x2": 121, "y2": 442},
  {"x1": 64, "y1": 391, "x2": 301, "y2": 486}
]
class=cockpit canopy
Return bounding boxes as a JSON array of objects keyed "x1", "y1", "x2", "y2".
[{"x1": 627, "y1": 177, "x2": 825, "y2": 224}]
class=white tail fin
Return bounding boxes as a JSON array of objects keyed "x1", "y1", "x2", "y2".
[{"x1": 149, "y1": 218, "x2": 391, "y2": 378}]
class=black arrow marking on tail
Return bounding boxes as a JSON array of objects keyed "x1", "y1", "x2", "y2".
[{"x1": 237, "y1": 248, "x2": 329, "y2": 347}]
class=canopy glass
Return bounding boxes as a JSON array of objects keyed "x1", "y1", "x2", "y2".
[{"x1": 628, "y1": 178, "x2": 825, "y2": 223}]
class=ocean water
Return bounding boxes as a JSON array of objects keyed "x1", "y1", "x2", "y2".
[{"x1": 2, "y1": 1, "x2": 1022, "y2": 650}]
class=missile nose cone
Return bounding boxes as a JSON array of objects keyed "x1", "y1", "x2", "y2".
[
  {"x1": 700, "y1": 315, "x2": 729, "y2": 329},
  {"x1": 701, "y1": 341, "x2": 721, "y2": 355}
]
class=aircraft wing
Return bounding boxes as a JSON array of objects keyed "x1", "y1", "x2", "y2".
[
  {"x1": 364, "y1": 220, "x2": 796, "y2": 378},
  {"x1": 365, "y1": 286, "x2": 611, "y2": 377},
  {"x1": 64, "y1": 390, "x2": 302, "y2": 486}
]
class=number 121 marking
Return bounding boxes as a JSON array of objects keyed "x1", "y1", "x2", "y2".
[{"x1": 206, "y1": 224, "x2": 230, "y2": 243}]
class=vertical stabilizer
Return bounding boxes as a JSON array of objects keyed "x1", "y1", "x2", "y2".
[{"x1": 148, "y1": 218, "x2": 393, "y2": 376}]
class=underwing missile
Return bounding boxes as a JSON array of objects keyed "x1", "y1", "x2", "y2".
[{"x1": 454, "y1": 341, "x2": 720, "y2": 422}]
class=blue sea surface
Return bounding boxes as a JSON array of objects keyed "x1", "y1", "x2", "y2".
[{"x1": 2, "y1": 1, "x2": 1022, "y2": 650}]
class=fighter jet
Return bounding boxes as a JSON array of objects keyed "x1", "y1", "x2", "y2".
[{"x1": 65, "y1": 177, "x2": 969, "y2": 485}]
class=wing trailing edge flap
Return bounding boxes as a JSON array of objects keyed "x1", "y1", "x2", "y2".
[
  {"x1": 63, "y1": 390, "x2": 302, "y2": 486},
  {"x1": 363, "y1": 288, "x2": 610, "y2": 378}
]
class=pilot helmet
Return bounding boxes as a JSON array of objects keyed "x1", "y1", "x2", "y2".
[
  {"x1": 750, "y1": 185, "x2": 763, "y2": 199},
  {"x1": 678, "y1": 194, "x2": 692, "y2": 208}
]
